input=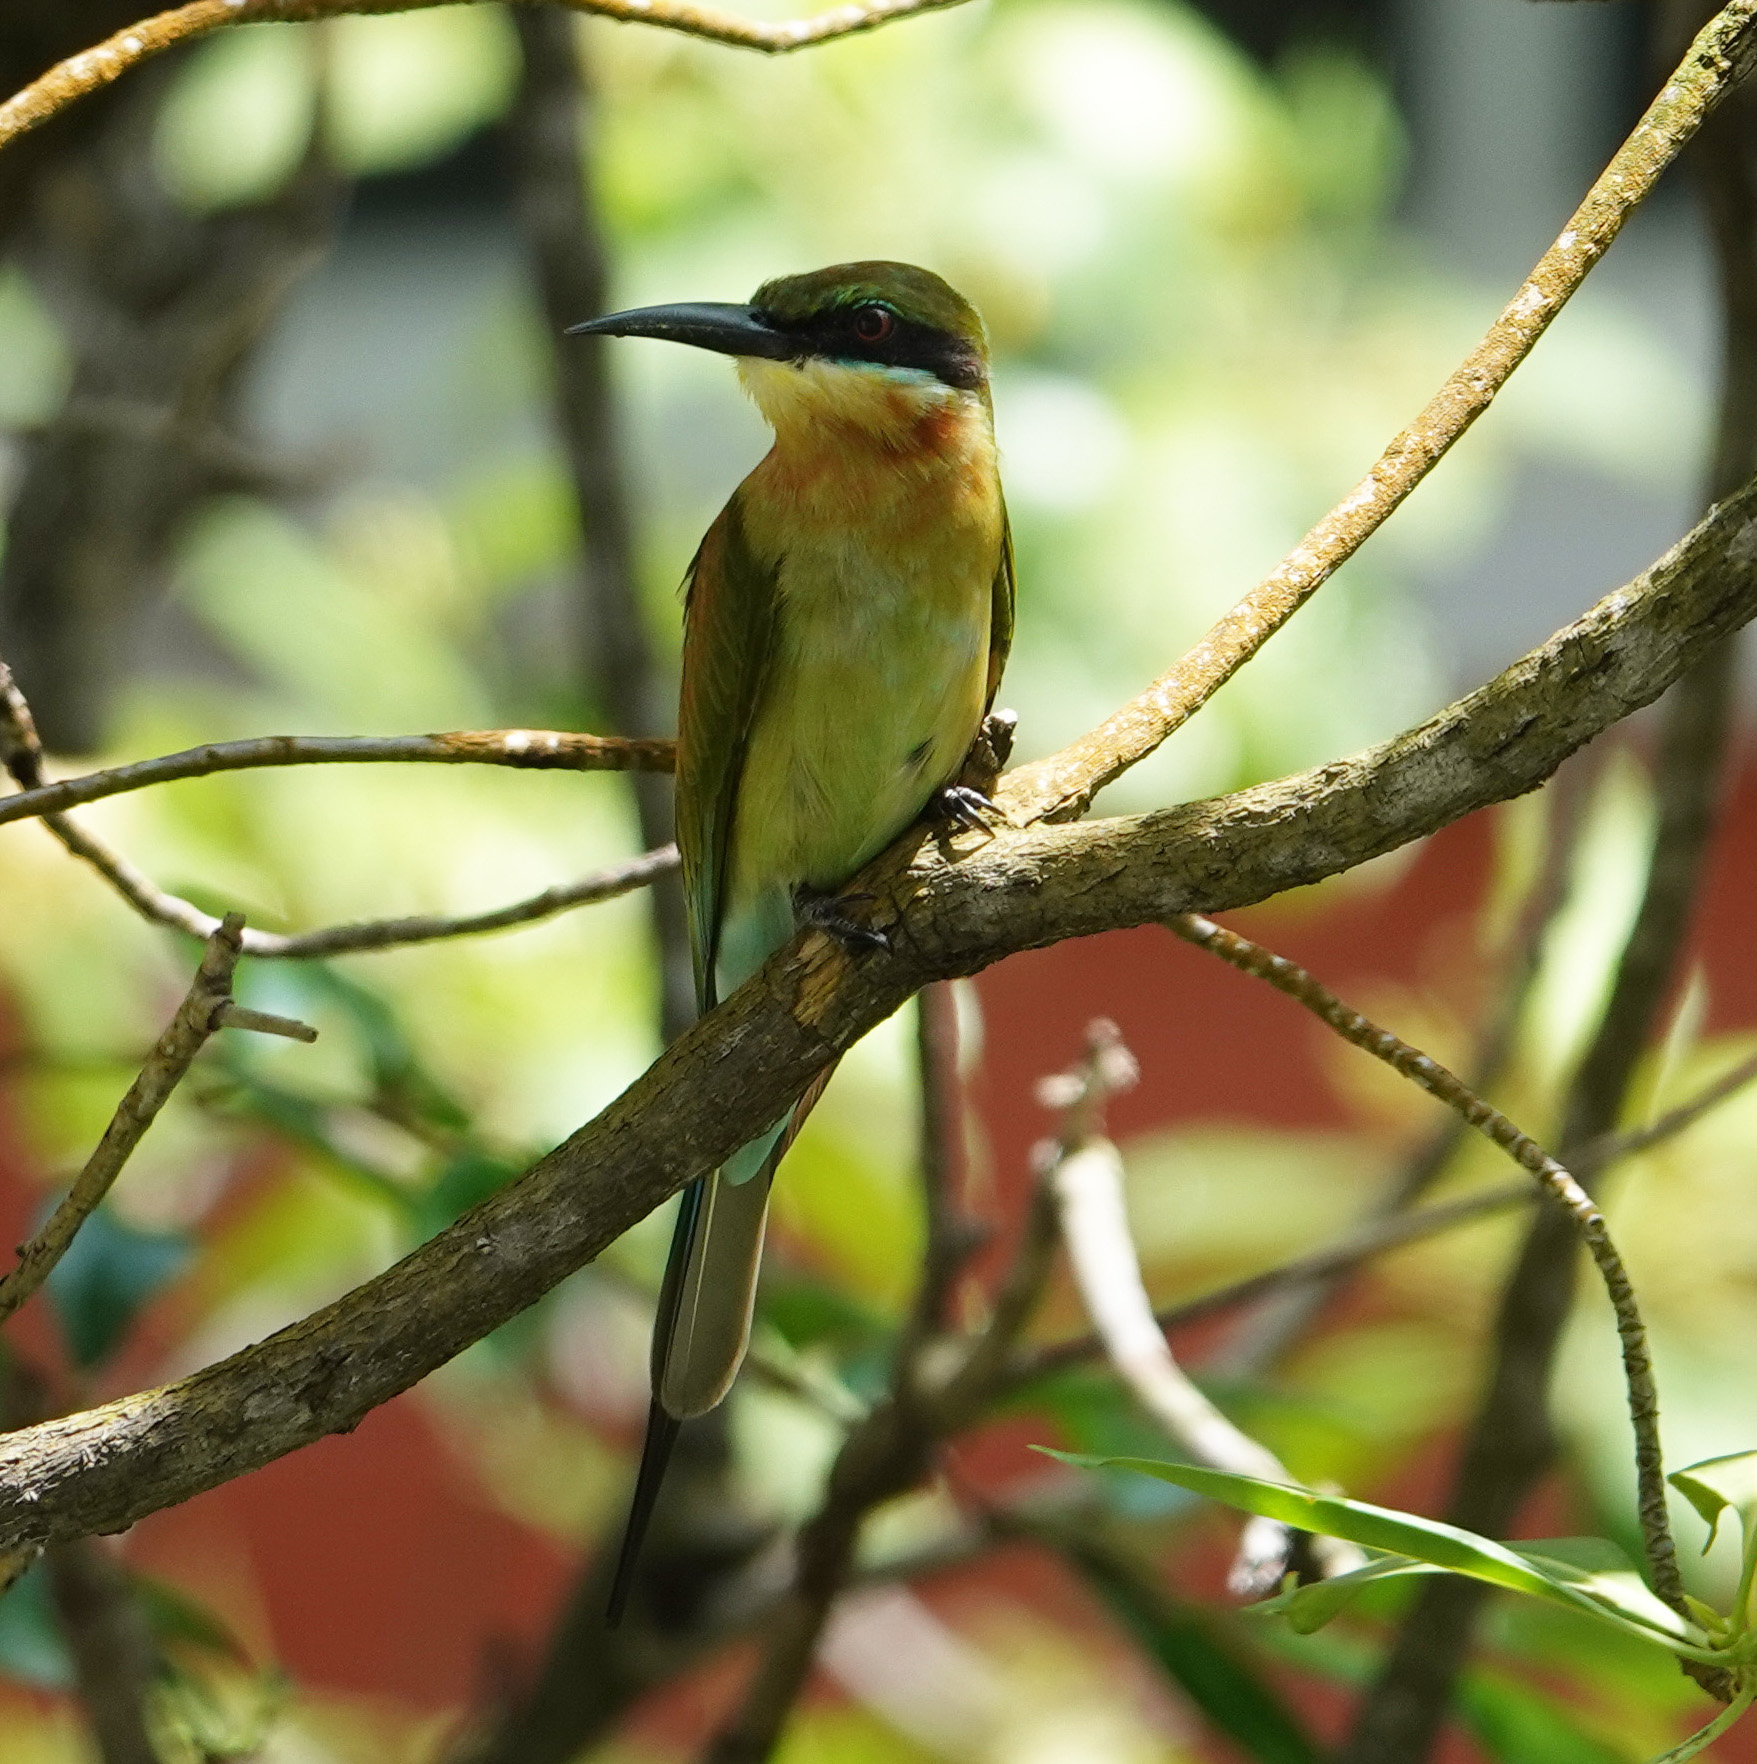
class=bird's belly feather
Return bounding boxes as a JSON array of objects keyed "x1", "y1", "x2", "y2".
[{"x1": 725, "y1": 527, "x2": 992, "y2": 915}]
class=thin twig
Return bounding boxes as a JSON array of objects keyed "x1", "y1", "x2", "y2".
[
  {"x1": 0, "y1": 728, "x2": 675, "y2": 829},
  {"x1": 35, "y1": 798, "x2": 674, "y2": 957},
  {"x1": 1051, "y1": 1137, "x2": 1257, "y2": 1479},
  {"x1": 1598, "y1": 1046, "x2": 1757, "y2": 1163},
  {"x1": 229, "y1": 845, "x2": 680, "y2": 958},
  {"x1": 1166, "y1": 913, "x2": 1687, "y2": 1625},
  {"x1": 2, "y1": 649, "x2": 676, "y2": 955},
  {"x1": 999, "y1": 0, "x2": 1757, "y2": 825},
  {"x1": 1343, "y1": 10, "x2": 1757, "y2": 1741},
  {"x1": 0, "y1": 0, "x2": 976, "y2": 157},
  {"x1": 1040, "y1": 1023, "x2": 1352, "y2": 1595},
  {"x1": 211, "y1": 1002, "x2": 320, "y2": 1041},
  {"x1": 0, "y1": 916, "x2": 248, "y2": 1327}
]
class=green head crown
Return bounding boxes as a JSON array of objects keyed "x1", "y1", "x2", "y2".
[
  {"x1": 750, "y1": 262, "x2": 989, "y2": 390},
  {"x1": 570, "y1": 260, "x2": 990, "y2": 392}
]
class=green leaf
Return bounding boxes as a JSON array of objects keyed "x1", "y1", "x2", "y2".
[
  {"x1": 416, "y1": 1148, "x2": 523, "y2": 1236},
  {"x1": 1043, "y1": 1453, "x2": 1700, "y2": 1652},
  {"x1": 1514, "y1": 1540, "x2": 1694, "y2": 1646},
  {"x1": 134, "y1": 1577, "x2": 251, "y2": 1664},
  {"x1": 1061, "y1": 1539, "x2": 1322, "y2": 1764},
  {"x1": 1670, "y1": 1453, "x2": 1757, "y2": 1557},
  {"x1": 1643, "y1": 1687, "x2": 1757, "y2": 1764},
  {"x1": 1259, "y1": 1551, "x2": 1444, "y2": 1633}
]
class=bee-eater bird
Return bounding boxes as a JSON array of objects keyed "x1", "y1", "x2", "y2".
[{"x1": 571, "y1": 261, "x2": 1013, "y2": 1623}]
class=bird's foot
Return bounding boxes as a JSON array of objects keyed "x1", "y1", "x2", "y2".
[
  {"x1": 978, "y1": 708, "x2": 1018, "y2": 774},
  {"x1": 933, "y1": 782, "x2": 998, "y2": 835},
  {"x1": 796, "y1": 888, "x2": 891, "y2": 954},
  {"x1": 942, "y1": 710, "x2": 1018, "y2": 825}
]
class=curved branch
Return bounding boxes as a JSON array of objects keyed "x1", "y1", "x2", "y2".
[
  {"x1": 999, "y1": 0, "x2": 1757, "y2": 825},
  {"x1": 243, "y1": 845, "x2": 678, "y2": 956},
  {"x1": 1167, "y1": 913, "x2": 1684, "y2": 1622},
  {"x1": 0, "y1": 0, "x2": 975, "y2": 157},
  {"x1": 67, "y1": 837, "x2": 674, "y2": 957},
  {"x1": 0, "y1": 469, "x2": 1754, "y2": 1553},
  {"x1": 0, "y1": 730, "x2": 675, "y2": 830}
]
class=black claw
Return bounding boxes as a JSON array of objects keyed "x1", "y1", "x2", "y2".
[
  {"x1": 796, "y1": 889, "x2": 891, "y2": 954},
  {"x1": 934, "y1": 782, "x2": 997, "y2": 835}
]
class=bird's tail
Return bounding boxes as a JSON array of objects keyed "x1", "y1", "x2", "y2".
[{"x1": 606, "y1": 1065, "x2": 839, "y2": 1625}]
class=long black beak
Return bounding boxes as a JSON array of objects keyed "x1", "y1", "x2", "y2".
[{"x1": 567, "y1": 301, "x2": 796, "y2": 361}]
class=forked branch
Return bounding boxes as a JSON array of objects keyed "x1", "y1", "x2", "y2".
[
  {"x1": 0, "y1": 914, "x2": 315, "y2": 1329},
  {"x1": 2, "y1": 653, "x2": 677, "y2": 957},
  {"x1": 0, "y1": 456, "x2": 1756, "y2": 1560}
]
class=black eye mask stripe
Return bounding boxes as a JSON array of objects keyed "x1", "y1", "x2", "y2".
[{"x1": 756, "y1": 310, "x2": 986, "y2": 391}]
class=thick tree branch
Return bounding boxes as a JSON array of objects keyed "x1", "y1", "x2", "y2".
[
  {"x1": 46, "y1": 1540, "x2": 160, "y2": 1764},
  {"x1": 0, "y1": 729, "x2": 675, "y2": 830},
  {"x1": 0, "y1": 0, "x2": 977, "y2": 157},
  {"x1": 4, "y1": 1359, "x2": 158, "y2": 1764},
  {"x1": 0, "y1": 472, "x2": 1754, "y2": 1556},
  {"x1": 999, "y1": 0, "x2": 1757, "y2": 825},
  {"x1": 896, "y1": 981, "x2": 979, "y2": 1364}
]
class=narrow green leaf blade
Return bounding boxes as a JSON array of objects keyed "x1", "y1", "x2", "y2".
[
  {"x1": 1258, "y1": 1553, "x2": 1443, "y2": 1634},
  {"x1": 1459, "y1": 1671, "x2": 1633, "y2": 1764},
  {"x1": 1044, "y1": 1453, "x2": 1692, "y2": 1646}
]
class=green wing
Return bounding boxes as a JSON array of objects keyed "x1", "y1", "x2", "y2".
[
  {"x1": 674, "y1": 491, "x2": 780, "y2": 1012},
  {"x1": 985, "y1": 505, "x2": 1016, "y2": 716}
]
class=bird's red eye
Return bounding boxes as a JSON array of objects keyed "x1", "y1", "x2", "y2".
[{"x1": 852, "y1": 304, "x2": 895, "y2": 344}]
